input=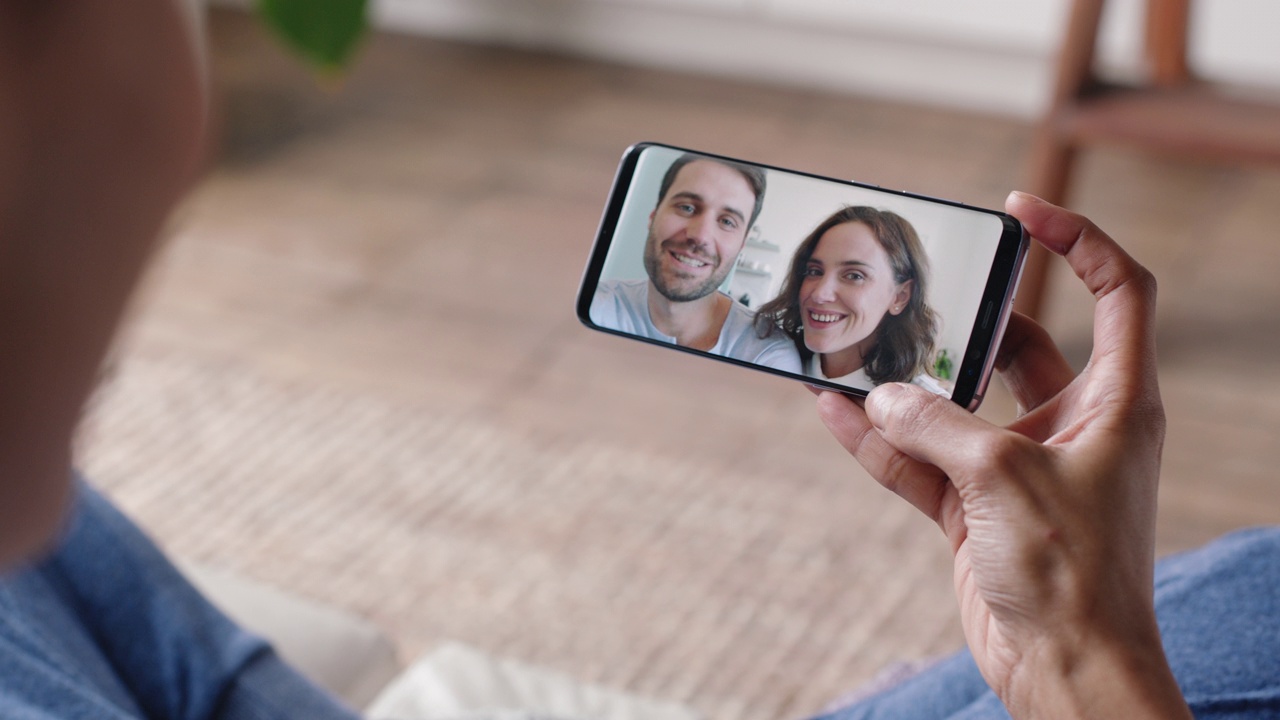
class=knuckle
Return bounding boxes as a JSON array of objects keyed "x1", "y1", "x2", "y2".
[
  {"x1": 972, "y1": 433, "x2": 1031, "y2": 477},
  {"x1": 1122, "y1": 391, "x2": 1166, "y2": 439},
  {"x1": 879, "y1": 449, "x2": 917, "y2": 494},
  {"x1": 1072, "y1": 223, "x2": 1157, "y2": 304},
  {"x1": 1132, "y1": 265, "x2": 1158, "y2": 303},
  {"x1": 846, "y1": 421, "x2": 879, "y2": 459},
  {"x1": 876, "y1": 448, "x2": 948, "y2": 523},
  {"x1": 1116, "y1": 255, "x2": 1157, "y2": 300},
  {"x1": 1078, "y1": 218, "x2": 1104, "y2": 246}
]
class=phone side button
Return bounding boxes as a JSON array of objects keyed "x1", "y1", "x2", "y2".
[
  {"x1": 980, "y1": 301, "x2": 996, "y2": 329},
  {"x1": 908, "y1": 191, "x2": 959, "y2": 205}
]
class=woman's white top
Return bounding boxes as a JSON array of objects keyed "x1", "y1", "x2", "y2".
[{"x1": 806, "y1": 354, "x2": 949, "y2": 396}]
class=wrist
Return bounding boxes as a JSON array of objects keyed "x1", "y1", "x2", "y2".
[{"x1": 1004, "y1": 630, "x2": 1192, "y2": 720}]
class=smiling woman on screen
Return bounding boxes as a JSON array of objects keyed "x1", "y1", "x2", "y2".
[{"x1": 755, "y1": 206, "x2": 944, "y2": 393}]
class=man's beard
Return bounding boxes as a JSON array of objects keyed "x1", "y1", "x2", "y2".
[{"x1": 643, "y1": 230, "x2": 732, "y2": 303}]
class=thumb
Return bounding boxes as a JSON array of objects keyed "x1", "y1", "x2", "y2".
[{"x1": 865, "y1": 383, "x2": 1003, "y2": 476}]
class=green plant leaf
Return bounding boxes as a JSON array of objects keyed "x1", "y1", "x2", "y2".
[
  {"x1": 256, "y1": 0, "x2": 369, "y2": 73},
  {"x1": 933, "y1": 348, "x2": 953, "y2": 381}
]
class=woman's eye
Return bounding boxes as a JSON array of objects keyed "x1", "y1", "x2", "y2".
[
  {"x1": 803, "y1": 266, "x2": 822, "y2": 277},
  {"x1": 843, "y1": 272, "x2": 865, "y2": 282}
]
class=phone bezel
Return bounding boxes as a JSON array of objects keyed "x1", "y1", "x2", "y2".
[{"x1": 576, "y1": 142, "x2": 1029, "y2": 411}]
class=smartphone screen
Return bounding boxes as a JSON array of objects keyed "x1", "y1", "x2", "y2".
[{"x1": 576, "y1": 142, "x2": 1028, "y2": 410}]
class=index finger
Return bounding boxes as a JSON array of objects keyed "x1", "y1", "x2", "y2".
[
  {"x1": 995, "y1": 312, "x2": 1075, "y2": 414},
  {"x1": 815, "y1": 391, "x2": 955, "y2": 531},
  {"x1": 1005, "y1": 193, "x2": 1158, "y2": 381}
]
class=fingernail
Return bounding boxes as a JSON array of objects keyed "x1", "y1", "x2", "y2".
[
  {"x1": 866, "y1": 383, "x2": 905, "y2": 429},
  {"x1": 1011, "y1": 190, "x2": 1049, "y2": 205}
]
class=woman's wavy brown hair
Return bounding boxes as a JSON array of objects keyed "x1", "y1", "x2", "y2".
[{"x1": 755, "y1": 206, "x2": 938, "y2": 384}]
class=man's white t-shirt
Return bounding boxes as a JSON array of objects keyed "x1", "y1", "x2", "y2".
[{"x1": 591, "y1": 279, "x2": 802, "y2": 373}]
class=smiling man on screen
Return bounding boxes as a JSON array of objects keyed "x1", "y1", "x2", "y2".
[{"x1": 590, "y1": 153, "x2": 801, "y2": 372}]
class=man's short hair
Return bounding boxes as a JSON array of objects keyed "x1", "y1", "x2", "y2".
[{"x1": 656, "y1": 154, "x2": 767, "y2": 229}]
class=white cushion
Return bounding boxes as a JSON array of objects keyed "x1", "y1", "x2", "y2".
[
  {"x1": 367, "y1": 642, "x2": 700, "y2": 720},
  {"x1": 181, "y1": 562, "x2": 400, "y2": 710}
]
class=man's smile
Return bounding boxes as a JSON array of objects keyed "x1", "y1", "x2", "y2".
[{"x1": 670, "y1": 250, "x2": 711, "y2": 269}]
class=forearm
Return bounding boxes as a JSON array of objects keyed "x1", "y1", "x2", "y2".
[{"x1": 0, "y1": 0, "x2": 206, "y2": 567}]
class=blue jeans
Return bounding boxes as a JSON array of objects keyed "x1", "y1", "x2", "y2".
[
  {"x1": 0, "y1": 478, "x2": 360, "y2": 720},
  {"x1": 814, "y1": 526, "x2": 1280, "y2": 719}
]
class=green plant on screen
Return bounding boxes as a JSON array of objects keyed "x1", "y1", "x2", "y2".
[{"x1": 933, "y1": 348, "x2": 954, "y2": 381}]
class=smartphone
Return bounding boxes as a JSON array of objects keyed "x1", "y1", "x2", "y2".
[{"x1": 576, "y1": 142, "x2": 1029, "y2": 411}]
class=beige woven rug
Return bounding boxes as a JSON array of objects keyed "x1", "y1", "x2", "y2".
[{"x1": 76, "y1": 347, "x2": 962, "y2": 720}]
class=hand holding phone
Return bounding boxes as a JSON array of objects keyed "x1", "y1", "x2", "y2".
[
  {"x1": 815, "y1": 193, "x2": 1186, "y2": 719},
  {"x1": 577, "y1": 143, "x2": 1029, "y2": 410}
]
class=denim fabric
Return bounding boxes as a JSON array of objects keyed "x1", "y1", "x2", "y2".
[
  {"x1": 0, "y1": 479, "x2": 360, "y2": 720},
  {"x1": 815, "y1": 527, "x2": 1280, "y2": 720}
]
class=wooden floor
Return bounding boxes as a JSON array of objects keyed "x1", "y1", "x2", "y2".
[{"x1": 78, "y1": 9, "x2": 1280, "y2": 719}]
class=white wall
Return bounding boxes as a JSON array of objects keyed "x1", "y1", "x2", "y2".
[{"x1": 371, "y1": 0, "x2": 1280, "y2": 118}]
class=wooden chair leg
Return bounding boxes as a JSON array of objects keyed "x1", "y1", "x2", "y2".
[
  {"x1": 1014, "y1": 127, "x2": 1077, "y2": 319},
  {"x1": 1016, "y1": 0, "x2": 1105, "y2": 320},
  {"x1": 1145, "y1": 0, "x2": 1192, "y2": 87}
]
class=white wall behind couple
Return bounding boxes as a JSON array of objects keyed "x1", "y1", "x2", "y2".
[{"x1": 368, "y1": 0, "x2": 1280, "y2": 118}]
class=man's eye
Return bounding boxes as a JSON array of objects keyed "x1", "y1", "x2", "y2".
[{"x1": 719, "y1": 216, "x2": 739, "y2": 229}]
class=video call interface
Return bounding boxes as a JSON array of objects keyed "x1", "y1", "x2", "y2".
[{"x1": 586, "y1": 145, "x2": 1008, "y2": 398}]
